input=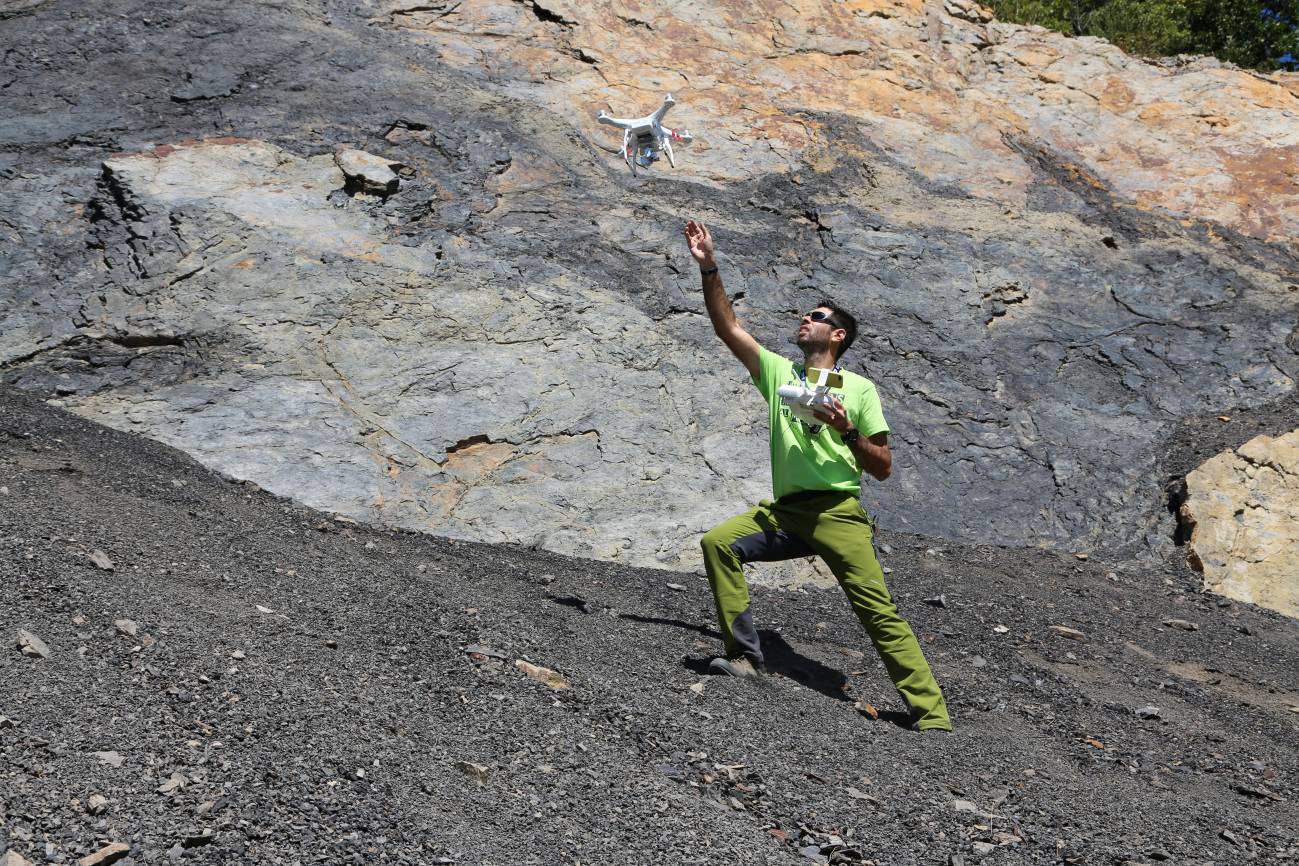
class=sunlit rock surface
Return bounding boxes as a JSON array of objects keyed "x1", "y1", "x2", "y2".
[
  {"x1": 1, "y1": 0, "x2": 1297, "y2": 582},
  {"x1": 1182, "y1": 430, "x2": 1299, "y2": 619}
]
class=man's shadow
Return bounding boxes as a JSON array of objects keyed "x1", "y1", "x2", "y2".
[
  {"x1": 663, "y1": 624, "x2": 852, "y2": 705},
  {"x1": 601, "y1": 611, "x2": 914, "y2": 729}
]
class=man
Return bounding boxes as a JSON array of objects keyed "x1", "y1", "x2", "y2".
[{"x1": 683, "y1": 219, "x2": 952, "y2": 733}]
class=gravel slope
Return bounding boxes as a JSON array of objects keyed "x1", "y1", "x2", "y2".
[{"x1": 2, "y1": 386, "x2": 1297, "y2": 865}]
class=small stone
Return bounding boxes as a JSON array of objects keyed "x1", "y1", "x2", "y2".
[
  {"x1": 1074, "y1": 552, "x2": 1089, "y2": 561},
  {"x1": 158, "y1": 771, "x2": 187, "y2": 794},
  {"x1": 86, "y1": 794, "x2": 109, "y2": 815},
  {"x1": 16, "y1": 630, "x2": 50, "y2": 658},
  {"x1": 992, "y1": 625, "x2": 1009, "y2": 634},
  {"x1": 0, "y1": 716, "x2": 14, "y2": 729},
  {"x1": 114, "y1": 619, "x2": 138, "y2": 637},
  {"x1": 1235, "y1": 783, "x2": 1283, "y2": 800},
  {"x1": 666, "y1": 582, "x2": 687, "y2": 592},
  {"x1": 515, "y1": 659, "x2": 571, "y2": 690},
  {"x1": 78, "y1": 842, "x2": 129, "y2": 866},
  {"x1": 89, "y1": 550, "x2": 114, "y2": 571},
  {"x1": 688, "y1": 681, "x2": 706, "y2": 695},
  {"x1": 335, "y1": 148, "x2": 401, "y2": 196},
  {"x1": 455, "y1": 760, "x2": 490, "y2": 784},
  {"x1": 854, "y1": 700, "x2": 879, "y2": 720},
  {"x1": 1162, "y1": 619, "x2": 1199, "y2": 631},
  {"x1": 324, "y1": 639, "x2": 338, "y2": 649},
  {"x1": 972, "y1": 841, "x2": 996, "y2": 855},
  {"x1": 231, "y1": 650, "x2": 246, "y2": 660},
  {"x1": 923, "y1": 594, "x2": 947, "y2": 608},
  {"x1": 969, "y1": 655, "x2": 987, "y2": 668},
  {"x1": 2, "y1": 851, "x2": 35, "y2": 866},
  {"x1": 1135, "y1": 705, "x2": 1162, "y2": 719},
  {"x1": 181, "y1": 831, "x2": 214, "y2": 849},
  {"x1": 845, "y1": 786, "x2": 879, "y2": 803},
  {"x1": 951, "y1": 799, "x2": 979, "y2": 813},
  {"x1": 1049, "y1": 625, "x2": 1086, "y2": 641},
  {"x1": 93, "y1": 751, "x2": 125, "y2": 767},
  {"x1": 254, "y1": 605, "x2": 274, "y2": 614}
]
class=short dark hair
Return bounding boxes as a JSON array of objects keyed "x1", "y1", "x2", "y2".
[{"x1": 816, "y1": 300, "x2": 857, "y2": 360}]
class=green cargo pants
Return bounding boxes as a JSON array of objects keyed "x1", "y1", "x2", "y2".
[{"x1": 700, "y1": 490, "x2": 952, "y2": 731}]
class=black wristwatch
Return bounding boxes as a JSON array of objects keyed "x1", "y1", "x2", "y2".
[{"x1": 841, "y1": 427, "x2": 860, "y2": 445}]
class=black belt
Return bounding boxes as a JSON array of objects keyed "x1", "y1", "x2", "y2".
[{"x1": 776, "y1": 489, "x2": 850, "y2": 505}]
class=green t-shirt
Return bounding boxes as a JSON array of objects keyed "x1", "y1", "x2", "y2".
[{"x1": 753, "y1": 345, "x2": 890, "y2": 500}]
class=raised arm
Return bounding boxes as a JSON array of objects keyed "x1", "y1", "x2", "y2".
[{"x1": 683, "y1": 220, "x2": 761, "y2": 380}]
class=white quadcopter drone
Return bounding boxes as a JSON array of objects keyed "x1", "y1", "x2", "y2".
[
  {"x1": 777, "y1": 367, "x2": 844, "y2": 429},
  {"x1": 597, "y1": 93, "x2": 693, "y2": 175}
]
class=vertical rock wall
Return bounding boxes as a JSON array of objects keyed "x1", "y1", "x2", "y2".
[{"x1": 1, "y1": 0, "x2": 1297, "y2": 583}]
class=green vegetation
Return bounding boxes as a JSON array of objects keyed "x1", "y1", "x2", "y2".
[{"x1": 985, "y1": 0, "x2": 1299, "y2": 70}]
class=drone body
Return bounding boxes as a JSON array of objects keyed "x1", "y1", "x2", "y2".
[
  {"x1": 597, "y1": 93, "x2": 693, "y2": 175},
  {"x1": 777, "y1": 367, "x2": 844, "y2": 430}
]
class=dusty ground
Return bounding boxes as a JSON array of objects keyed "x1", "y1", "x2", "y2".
[{"x1": 2, "y1": 386, "x2": 1297, "y2": 865}]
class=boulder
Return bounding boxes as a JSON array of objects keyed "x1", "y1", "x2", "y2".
[
  {"x1": 1181, "y1": 429, "x2": 1299, "y2": 618},
  {"x1": 334, "y1": 148, "x2": 401, "y2": 197}
]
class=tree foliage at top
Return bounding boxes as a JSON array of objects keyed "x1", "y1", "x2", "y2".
[{"x1": 986, "y1": 0, "x2": 1299, "y2": 70}]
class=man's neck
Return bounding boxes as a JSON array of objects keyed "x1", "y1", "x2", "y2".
[{"x1": 802, "y1": 350, "x2": 838, "y2": 372}]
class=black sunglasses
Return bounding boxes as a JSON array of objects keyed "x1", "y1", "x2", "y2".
[{"x1": 803, "y1": 310, "x2": 840, "y2": 326}]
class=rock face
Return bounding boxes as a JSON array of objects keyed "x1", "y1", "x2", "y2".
[
  {"x1": 1, "y1": 0, "x2": 1297, "y2": 580},
  {"x1": 1181, "y1": 430, "x2": 1299, "y2": 618}
]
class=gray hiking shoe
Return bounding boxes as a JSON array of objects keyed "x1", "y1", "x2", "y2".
[{"x1": 708, "y1": 656, "x2": 761, "y2": 678}]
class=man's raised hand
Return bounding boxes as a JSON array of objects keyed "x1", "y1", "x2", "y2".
[{"x1": 684, "y1": 220, "x2": 716, "y2": 269}]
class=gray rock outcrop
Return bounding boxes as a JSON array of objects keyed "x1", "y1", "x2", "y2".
[{"x1": 1, "y1": 0, "x2": 1297, "y2": 582}]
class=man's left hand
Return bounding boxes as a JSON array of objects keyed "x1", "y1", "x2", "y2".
[{"x1": 813, "y1": 397, "x2": 852, "y2": 435}]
